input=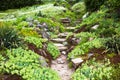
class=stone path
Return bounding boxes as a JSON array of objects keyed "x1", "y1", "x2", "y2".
[{"x1": 51, "y1": 23, "x2": 76, "y2": 80}]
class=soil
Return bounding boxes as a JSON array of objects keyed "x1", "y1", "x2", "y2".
[{"x1": 51, "y1": 54, "x2": 74, "y2": 80}]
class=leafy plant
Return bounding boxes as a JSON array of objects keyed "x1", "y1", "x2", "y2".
[
  {"x1": 72, "y1": 58, "x2": 120, "y2": 80},
  {"x1": 0, "y1": 48, "x2": 60, "y2": 80},
  {"x1": 0, "y1": 23, "x2": 21, "y2": 50},
  {"x1": 72, "y1": 59, "x2": 112, "y2": 80},
  {"x1": 19, "y1": 28, "x2": 40, "y2": 37},
  {"x1": 47, "y1": 42, "x2": 60, "y2": 59},
  {"x1": 37, "y1": 17, "x2": 65, "y2": 33},
  {"x1": 68, "y1": 38, "x2": 105, "y2": 59},
  {"x1": 84, "y1": 0, "x2": 105, "y2": 12},
  {"x1": 24, "y1": 36, "x2": 47, "y2": 48},
  {"x1": 71, "y1": 2, "x2": 85, "y2": 15},
  {"x1": 105, "y1": 36, "x2": 120, "y2": 54}
]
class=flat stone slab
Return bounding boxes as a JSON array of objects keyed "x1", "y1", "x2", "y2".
[
  {"x1": 71, "y1": 58, "x2": 84, "y2": 68},
  {"x1": 66, "y1": 27, "x2": 75, "y2": 30},
  {"x1": 58, "y1": 33, "x2": 68, "y2": 38},
  {"x1": 58, "y1": 46, "x2": 68, "y2": 51},
  {"x1": 54, "y1": 43, "x2": 65, "y2": 47},
  {"x1": 51, "y1": 38, "x2": 66, "y2": 43}
]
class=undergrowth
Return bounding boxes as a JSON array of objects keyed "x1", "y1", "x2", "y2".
[{"x1": 0, "y1": 48, "x2": 60, "y2": 80}]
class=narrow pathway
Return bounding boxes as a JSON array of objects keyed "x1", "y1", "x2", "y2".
[{"x1": 51, "y1": 23, "x2": 76, "y2": 80}]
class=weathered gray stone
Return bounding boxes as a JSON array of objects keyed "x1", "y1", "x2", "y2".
[
  {"x1": 71, "y1": 58, "x2": 83, "y2": 68},
  {"x1": 91, "y1": 25, "x2": 99, "y2": 30}
]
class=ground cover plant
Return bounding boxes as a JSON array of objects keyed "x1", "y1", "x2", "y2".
[{"x1": 0, "y1": 0, "x2": 120, "y2": 80}]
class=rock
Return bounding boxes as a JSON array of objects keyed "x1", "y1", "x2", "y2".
[
  {"x1": 57, "y1": 58, "x2": 65, "y2": 64},
  {"x1": 26, "y1": 17, "x2": 33, "y2": 22},
  {"x1": 54, "y1": 43, "x2": 65, "y2": 47},
  {"x1": 58, "y1": 32, "x2": 69, "y2": 38},
  {"x1": 39, "y1": 56, "x2": 48, "y2": 67},
  {"x1": 29, "y1": 22, "x2": 34, "y2": 27},
  {"x1": 71, "y1": 58, "x2": 83, "y2": 68},
  {"x1": 61, "y1": 51, "x2": 66, "y2": 55},
  {"x1": 91, "y1": 25, "x2": 99, "y2": 30},
  {"x1": 82, "y1": 12, "x2": 89, "y2": 19},
  {"x1": 42, "y1": 23, "x2": 48, "y2": 29},
  {"x1": 51, "y1": 38, "x2": 66, "y2": 43},
  {"x1": 36, "y1": 23, "x2": 43, "y2": 28},
  {"x1": 88, "y1": 53, "x2": 94, "y2": 58},
  {"x1": 66, "y1": 27, "x2": 75, "y2": 32},
  {"x1": 61, "y1": 18, "x2": 71, "y2": 23},
  {"x1": 58, "y1": 46, "x2": 68, "y2": 51},
  {"x1": 34, "y1": 20, "x2": 39, "y2": 24}
]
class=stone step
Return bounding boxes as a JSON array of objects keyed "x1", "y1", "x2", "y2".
[
  {"x1": 58, "y1": 46, "x2": 68, "y2": 51},
  {"x1": 60, "y1": 18, "x2": 71, "y2": 23},
  {"x1": 58, "y1": 33, "x2": 68, "y2": 38},
  {"x1": 71, "y1": 58, "x2": 84, "y2": 69},
  {"x1": 66, "y1": 27, "x2": 76, "y2": 31},
  {"x1": 54, "y1": 43, "x2": 65, "y2": 47},
  {"x1": 51, "y1": 38, "x2": 66, "y2": 43}
]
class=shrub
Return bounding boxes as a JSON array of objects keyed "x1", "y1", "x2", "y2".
[
  {"x1": 47, "y1": 42, "x2": 60, "y2": 59},
  {"x1": 24, "y1": 36, "x2": 47, "y2": 49},
  {"x1": 19, "y1": 28, "x2": 40, "y2": 37},
  {"x1": 0, "y1": 48, "x2": 60, "y2": 80},
  {"x1": 105, "y1": 36, "x2": 120, "y2": 54},
  {"x1": 0, "y1": 0, "x2": 42, "y2": 10},
  {"x1": 72, "y1": 59, "x2": 120, "y2": 80},
  {"x1": 0, "y1": 23, "x2": 21, "y2": 50},
  {"x1": 71, "y1": 2, "x2": 85, "y2": 14},
  {"x1": 68, "y1": 38, "x2": 105, "y2": 59},
  {"x1": 37, "y1": 17, "x2": 65, "y2": 33},
  {"x1": 84, "y1": 0, "x2": 105, "y2": 12},
  {"x1": 72, "y1": 59, "x2": 113, "y2": 80}
]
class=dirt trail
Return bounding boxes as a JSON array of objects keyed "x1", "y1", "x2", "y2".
[
  {"x1": 51, "y1": 24, "x2": 76, "y2": 80},
  {"x1": 51, "y1": 54, "x2": 74, "y2": 80}
]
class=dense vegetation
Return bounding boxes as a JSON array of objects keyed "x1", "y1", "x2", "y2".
[{"x1": 0, "y1": 0, "x2": 120, "y2": 80}]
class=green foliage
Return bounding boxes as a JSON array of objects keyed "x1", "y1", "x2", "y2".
[
  {"x1": 84, "y1": 0, "x2": 105, "y2": 12},
  {"x1": 106, "y1": 0, "x2": 120, "y2": 9},
  {"x1": 105, "y1": 36, "x2": 120, "y2": 54},
  {"x1": 72, "y1": 58, "x2": 120, "y2": 80},
  {"x1": 19, "y1": 28, "x2": 40, "y2": 37},
  {"x1": 47, "y1": 42, "x2": 60, "y2": 59},
  {"x1": 72, "y1": 59, "x2": 114, "y2": 80},
  {"x1": 24, "y1": 36, "x2": 47, "y2": 48},
  {"x1": 38, "y1": 17, "x2": 65, "y2": 32},
  {"x1": 77, "y1": 10, "x2": 106, "y2": 29},
  {"x1": 37, "y1": 4, "x2": 66, "y2": 17},
  {"x1": 75, "y1": 32, "x2": 98, "y2": 43},
  {"x1": 0, "y1": 23, "x2": 21, "y2": 50},
  {"x1": 68, "y1": 38, "x2": 105, "y2": 59},
  {"x1": 71, "y1": 2, "x2": 85, "y2": 15},
  {"x1": 0, "y1": 0, "x2": 42, "y2": 10},
  {"x1": 0, "y1": 48, "x2": 60, "y2": 80}
]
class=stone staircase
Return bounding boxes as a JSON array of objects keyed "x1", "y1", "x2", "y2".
[{"x1": 51, "y1": 24, "x2": 77, "y2": 80}]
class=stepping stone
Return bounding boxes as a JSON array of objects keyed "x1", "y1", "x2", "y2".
[
  {"x1": 54, "y1": 43, "x2": 65, "y2": 47},
  {"x1": 66, "y1": 27, "x2": 76, "y2": 31},
  {"x1": 71, "y1": 58, "x2": 84, "y2": 68},
  {"x1": 60, "y1": 18, "x2": 71, "y2": 23},
  {"x1": 58, "y1": 33, "x2": 68, "y2": 38},
  {"x1": 58, "y1": 46, "x2": 68, "y2": 51},
  {"x1": 51, "y1": 38, "x2": 66, "y2": 43},
  {"x1": 57, "y1": 58, "x2": 65, "y2": 64}
]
